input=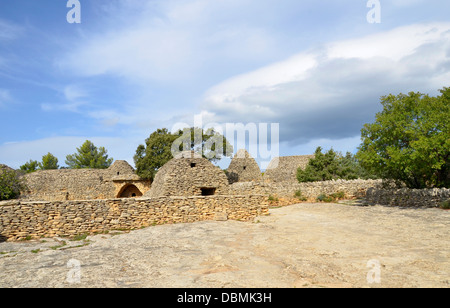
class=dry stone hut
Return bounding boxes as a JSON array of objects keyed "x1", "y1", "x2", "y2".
[
  {"x1": 22, "y1": 160, "x2": 150, "y2": 201},
  {"x1": 263, "y1": 155, "x2": 315, "y2": 183},
  {"x1": 145, "y1": 151, "x2": 229, "y2": 198},
  {"x1": 226, "y1": 149, "x2": 262, "y2": 184}
]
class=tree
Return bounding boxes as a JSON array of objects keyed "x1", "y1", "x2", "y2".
[
  {"x1": 39, "y1": 153, "x2": 59, "y2": 170},
  {"x1": 134, "y1": 127, "x2": 233, "y2": 180},
  {"x1": 20, "y1": 160, "x2": 39, "y2": 174},
  {"x1": 0, "y1": 167, "x2": 27, "y2": 201},
  {"x1": 65, "y1": 140, "x2": 113, "y2": 169},
  {"x1": 356, "y1": 88, "x2": 450, "y2": 188},
  {"x1": 171, "y1": 127, "x2": 234, "y2": 163},
  {"x1": 297, "y1": 147, "x2": 375, "y2": 183},
  {"x1": 134, "y1": 128, "x2": 179, "y2": 181}
]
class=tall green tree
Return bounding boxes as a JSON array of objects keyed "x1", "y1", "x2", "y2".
[
  {"x1": 65, "y1": 140, "x2": 113, "y2": 169},
  {"x1": 356, "y1": 88, "x2": 450, "y2": 188},
  {"x1": 134, "y1": 128, "x2": 179, "y2": 181},
  {"x1": 20, "y1": 159, "x2": 39, "y2": 174},
  {"x1": 134, "y1": 127, "x2": 233, "y2": 180},
  {"x1": 297, "y1": 147, "x2": 374, "y2": 183},
  {"x1": 39, "y1": 153, "x2": 59, "y2": 170}
]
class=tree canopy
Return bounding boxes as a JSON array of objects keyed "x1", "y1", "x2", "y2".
[
  {"x1": 39, "y1": 153, "x2": 59, "y2": 170},
  {"x1": 65, "y1": 140, "x2": 113, "y2": 169},
  {"x1": 0, "y1": 167, "x2": 26, "y2": 201},
  {"x1": 356, "y1": 88, "x2": 450, "y2": 188},
  {"x1": 134, "y1": 127, "x2": 233, "y2": 180},
  {"x1": 297, "y1": 147, "x2": 375, "y2": 183}
]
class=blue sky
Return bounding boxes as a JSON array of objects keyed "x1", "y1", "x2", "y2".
[{"x1": 0, "y1": 0, "x2": 449, "y2": 169}]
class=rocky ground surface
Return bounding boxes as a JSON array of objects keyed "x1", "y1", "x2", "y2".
[{"x1": 0, "y1": 202, "x2": 449, "y2": 288}]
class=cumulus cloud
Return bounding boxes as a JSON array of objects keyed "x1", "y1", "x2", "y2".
[
  {"x1": 200, "y1": 22, "x2": 450, "y2": 145},
  {"x1": 57, "y1": 0, "x2": 277, "y2": 84}
]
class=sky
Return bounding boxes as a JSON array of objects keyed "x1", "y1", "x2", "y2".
[{"x1": 0, "y1": 0, "x2": 449, "y2": 170}]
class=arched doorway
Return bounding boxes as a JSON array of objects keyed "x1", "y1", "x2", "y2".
[{"x1": 117, "y1": 184, "x2": 143, "y2": 198}]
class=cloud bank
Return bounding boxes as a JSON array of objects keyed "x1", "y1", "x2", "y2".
[{"x1": 200, "y1": 22, "x2": 450, "y2": 146}]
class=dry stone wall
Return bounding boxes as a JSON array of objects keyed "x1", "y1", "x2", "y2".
[
  {"x1": 21, "y1": 160, "x2": 150, "y2": 201},
  {"x1": 224, "y1": 179, "x2": 383, "y2": 199},
  {"x1": 0, "y1": 195, "x2": 268, "y2": 241},
  {"x1": 365, "y1": 187, "x2": 450, "y2": 208},
  {"x1": 263, "y1": 155, "x2": 315, "y2": 183}
]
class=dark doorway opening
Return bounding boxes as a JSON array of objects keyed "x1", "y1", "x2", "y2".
[
  {"x1": 201, "y1": 188, "x2": 216, "y2": 196},
  {"x1": 118, "y1": 184, "x2": 143, "y2": 198}
]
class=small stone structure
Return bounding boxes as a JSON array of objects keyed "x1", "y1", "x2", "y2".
[
  {"x1": 226, "y1": 149, "x2": 262, "y2": 184},
  {"x1": 145, "y1": 151, "x2": 229, "y2": 198},
  {"x1": 263, "y1": 155, "x2": 315, "y2": 183},
  {"x1": 22, "y1": 160, "x2": 150, "y2": 201}
]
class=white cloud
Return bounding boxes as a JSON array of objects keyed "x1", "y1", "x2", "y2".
[
  {"x1": 57, "y1": 0, "x2": 276, "y2": 84},
  {"x1": 41, "y1": 84, "x2": 89, "y2": 113},
  {"x1": 200, "y1": 22, "x2": 450, "y2": 145}
]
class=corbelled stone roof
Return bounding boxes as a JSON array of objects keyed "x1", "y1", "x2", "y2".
[
  {"x1": 226, "y1": 149, "x2": 262, "y2": 184},
  {"x1": 263, "y1": 155, "x2": 315, "y2": 183},
  {"x1": 145, "y1": 152, "x2": 228, "y2": 197}
]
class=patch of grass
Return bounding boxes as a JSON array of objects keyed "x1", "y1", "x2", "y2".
[
  {"x1": 70, "y1": 234, "x2": 89, "y2": 241},
  {"x1": 440, "y1": 199, "x2": 450, "y2": 209},
  {"x1": 268, "y1": 195, "x2": 279, "y2": 202},
  {"x1": 316, "y1": 191, "x2": 346, "y2": 203},
  {"x1": 31, "y1": 249, "x2": 40, "y2": 254},
  {"x1": 294, "y1": 190, "x2": 307, "y2": 201},
  {"x1": 50, "y1": 241, "x2": 67, "y2": 250}
]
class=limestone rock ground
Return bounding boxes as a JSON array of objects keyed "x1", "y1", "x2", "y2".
[{"x1": 0, "y1": 203, "x2": 449, "y2": 288}]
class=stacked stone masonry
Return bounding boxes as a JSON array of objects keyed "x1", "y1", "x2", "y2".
[
  {"x1": 0, "y1": 195, "x2": 268, "y2": 241},
  {"x1": 225, "y1": 179, "x2": 384, "y2": 199},
  {"x1": 145, "y1": 151, "x2": 229, "y2": 198},
  {"x1": 263, "y1": 155, "x2": 315, "y2": 183},
  {"x1": 22, "y1": 160, "x2": 151, "y2": 201},
  {"x1": 365, "y1": 187, "x2": 450, "y2": 208},
  {"x1": 226, "y1": 149, "x2": 262, "y2": 184}
]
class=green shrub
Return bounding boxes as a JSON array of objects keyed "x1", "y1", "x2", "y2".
[
  {"x1": 294, "y1": 190, "x2": 307, "y2": 201},
  {"x1": 330, "y1": 191, "x2": 345, "y2": 200},
  {"x1": 316, "y1": 192, "x2": 345, "y2": 203},
  {"x1": 440, "y1": 199, "x2": 450, "y2": 209},
  {"x1": 268, "y1": 195, "x2": 279, "y2": 202},
  {"x1": 0, "y1": 169, "x2": 27, "y2": 201}
]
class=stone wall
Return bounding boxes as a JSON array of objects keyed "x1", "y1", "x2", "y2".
[
  {"x1": 263, "y1": 155, "x2": 315, "y2": 183},
  {"x1": 224, "y1": 179, "x2": 383, "y2": 200},
  {"x1": 21, "y1": 160, "x2": 151, "y2": 201},
  {"x1": 0, "y1": 195, "x2": 268, "y2": 241},
  {"x1": 365, "y1": 187, "x2": 450, "y2": 208}
]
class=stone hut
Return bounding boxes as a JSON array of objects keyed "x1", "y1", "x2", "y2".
[
  {"x1": 263, "y1": 155, "x2": 315, "y2": 183},
  {"x1": 145, "y1": 151, "x2": 229, "y2": 198},
  {"x1": 226, "y1": 149, "x2": 262, "y2": 184},
  {"x1": 22, "y1": 160, "x2": 151, "y2": 201}
]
